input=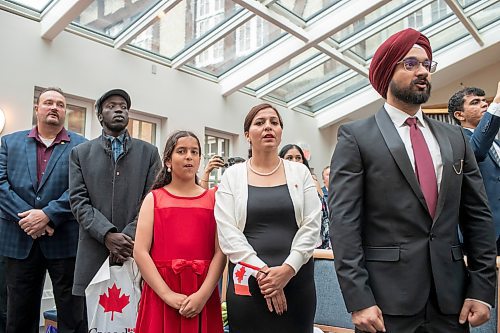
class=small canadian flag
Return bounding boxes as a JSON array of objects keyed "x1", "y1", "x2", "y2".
[{"x1": 233, "y1": 262, "x2": 260, "y2": 296}]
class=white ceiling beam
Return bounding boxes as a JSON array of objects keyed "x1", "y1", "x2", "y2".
[
  {"x1": 219, "y1": 0, "x2": 390, "y2": 96},
  {"x1": 256, "y1": 53, "x2": 329, "y2": 98},
  {"x1": 114, "y1": 0, "x2": 182, "y2": 49},
  {"x1": 41, "y1": 0, "x2": 93, "y2": 40},
  {"x1": 233, "y1": 0, "x2": 309, "y2": 41},
  {"x1": 316, "y1": 41, "x2": 368, "y2": 76},
  {"x1": 338, "y1": 0, "x2": 434, "y2": 52},
  {"x1": 443, "y1": 0, "x2": 483, "y2": 46},
  {"x1": 287, "y1": 70, "x2": 357, "y2": 109},
  {"x1": 171, "y1": 9, "x2": 254, "y2": 69},
  {"x1": 235, "y1": 0, "x2": 369, "y2": 96},
  {"x1": 266, "y1": 1, "x2": 306, "y2": 28},
  {"x1": 174, "y1": 0, "x2": 353, "y2": 70}
]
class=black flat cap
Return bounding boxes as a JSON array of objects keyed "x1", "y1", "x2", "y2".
[{"x1": 95, "y1": 89, "x2": 131, "y2": 114}]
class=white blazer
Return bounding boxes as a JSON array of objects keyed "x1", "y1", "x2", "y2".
[{"x1": 215, "y1": 159, "x2": 321, "y2": 273}]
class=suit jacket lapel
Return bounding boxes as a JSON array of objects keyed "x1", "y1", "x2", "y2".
[
  {"x1": 375, "y1": 108, "x2": 429, "y2": 213},
  {"x1": 38, "y1": 141, "x2": 69, "y2": 190},
  {"x1": 425, "y1": 116, "x2": 453, "y2": 223},
  {"x1": 25, "y1": 137, "x2": 38, "y2": 191}
]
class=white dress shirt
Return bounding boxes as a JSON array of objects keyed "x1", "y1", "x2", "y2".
[{"x1": 384, "y1": 102, "x2": 443, "y2": 192}]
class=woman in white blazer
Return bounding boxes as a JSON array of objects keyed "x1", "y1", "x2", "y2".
[{"x1": 215, "y1": 103, "x2": 321, "y2": 333}]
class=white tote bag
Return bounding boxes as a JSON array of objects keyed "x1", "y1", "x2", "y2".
[{"x1": 85, "y1": 257, "x2": 142, "y2": 332}]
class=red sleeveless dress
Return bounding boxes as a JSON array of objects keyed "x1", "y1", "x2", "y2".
[{"x1": 135, "y1": 187, "x2": 223, "y2": 333}]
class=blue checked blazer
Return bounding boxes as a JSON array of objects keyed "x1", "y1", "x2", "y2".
[
  {"x1": 464, "y1": 111, "x2": 500, "y2": 238},
  {"x1": 0, "y1": 129, "x2": 87, "y2": 259}
]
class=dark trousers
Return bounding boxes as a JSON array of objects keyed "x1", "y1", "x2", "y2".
[
  {"x1": 5, "y1": 242, "x2": 86, "y2": 333},
  {"x1": 0, "y1": 256, "x2": 6, "y2": 333},
  {"x1": 355, "y1": 288, "x2": 469, "y2": 333}
]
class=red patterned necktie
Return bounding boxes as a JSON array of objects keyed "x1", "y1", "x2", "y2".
[{"x1": 405, "y1": 117, "x2": 438, "y2": 218}]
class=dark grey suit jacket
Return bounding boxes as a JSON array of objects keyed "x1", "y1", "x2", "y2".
[
  {"x1": 69, "y1": 133, "x2": 161, "y2": 296},
  {"x1": 329, "y1": 107, "x2": 496, "y2": 316}
]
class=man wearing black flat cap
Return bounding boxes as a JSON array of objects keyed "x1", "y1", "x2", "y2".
[{"x1": 69, "y1": 89, "x2": 161, "y2": 302}]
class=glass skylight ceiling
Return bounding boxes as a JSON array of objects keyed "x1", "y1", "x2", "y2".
[
  {"x1": 4, "y1": 0, "x2": 52, "y2": 11},
  {"x1": 74, "y1": 0, "x2": 162, "y2": 38},
  {"x1": 273, "y1": 0, "x2": 342, "y2": 21},
  {"x1": 2, "y1": 0, "x2": 500, "y2": 117}
]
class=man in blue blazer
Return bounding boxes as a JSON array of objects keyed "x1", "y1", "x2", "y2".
[
  {"x1": 0, "y1": 87, "x2": 87, "y2": 333},
  {"x1": 449, "y1": 82, "x2": 500, "y2": 253}
]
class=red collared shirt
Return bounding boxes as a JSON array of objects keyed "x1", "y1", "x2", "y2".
[{"x1": 28, "y1": 127, "x2": 70, "y2": 184}]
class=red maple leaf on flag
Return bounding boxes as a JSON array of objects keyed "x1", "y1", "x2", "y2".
[
  {"x1": 235, "y1": 266, "x2": 246, "y2": 283},
  {"x1": 99, "y1": 283, "x2": 130, "y2": 321}
]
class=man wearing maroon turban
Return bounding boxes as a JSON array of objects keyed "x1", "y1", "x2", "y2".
[{"x1": 329, "y1": 28, "x2": 496, "y2": 332}]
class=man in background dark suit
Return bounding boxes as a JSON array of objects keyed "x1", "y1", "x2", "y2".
[
  {"x1": 0, "y1": 87, "x2": 87, "y2": 333},
  {"x1": 329, "y1": 29, "x2": 496, "y2": 333},
  {"x1": 448, "y1": 82, "x2": 500, "y2": 253}
]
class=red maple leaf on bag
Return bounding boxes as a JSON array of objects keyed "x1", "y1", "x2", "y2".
[{"x1": 99, "y1": 283, "x2": 130, "y2": 321}]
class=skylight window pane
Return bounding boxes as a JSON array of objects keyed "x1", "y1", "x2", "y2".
[
  {"x1": 5, "y1": 0, "x2": 53, "y2": 11},
  {"x1": 73, "y1": 0, "x2": 161, "y2": 39},
  {"x1": 267, "y1": 58, "x2": 349, "y2": 103},
  {"x1": 246, "y1": 49, "x2": 320, "y2": 91},
  {"x1": 274, "y1": 0, "x2": 342, "y2": 21},
  {"x1": 429, "y1": 22, "x2": 468, "y2": 52},
  {"x1": 469, "y1": 2, "x2": 500, "y2": 30},
  {"x1": 298, "y1": 75, "x2": 370, "y2": 113},
  {"x1": 457, "y1": 0, "x2": 482, "y2": 8},
  {"x1": 130, "y1": 0, "x2": 243, "y2": 60},
  {"x1": 351, "y1": 0, "x2": 453, "y2": 60},
  {"x1": 331, "y1": 0, "x2": 412, "y2": 43},
  {"x1": 185, "y1": 16, "x2": 284, "y2": 77}
]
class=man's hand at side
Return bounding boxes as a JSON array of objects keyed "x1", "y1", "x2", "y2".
[
  {"x1": 459, "y1": 299, "x2": 490, "y2": 327},
  {"x1": 105, "y1": 232, "x2": 134, "y2": 264},
  {"x1": 352, "y1": 305, "x2": 386, "y2": 333}
]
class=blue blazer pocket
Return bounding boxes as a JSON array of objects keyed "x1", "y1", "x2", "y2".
[{"x1": 364, "y1": 246, "x2": 400, "y2": 262}]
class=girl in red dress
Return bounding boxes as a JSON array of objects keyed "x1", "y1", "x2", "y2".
[{"x1": 134, "y1": 131, "x2": 225, "y2": 333}]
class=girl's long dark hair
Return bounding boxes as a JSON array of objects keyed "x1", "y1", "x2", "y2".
[
  {"x1": 151, "y1": 130, "x2": 201, "y2": 190},
  {"x1": 278, "y1": 144, "x2": 310, "y2": 170}
]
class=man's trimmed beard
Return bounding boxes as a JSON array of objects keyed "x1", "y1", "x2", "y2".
[{"x1": 389, "y1": 80, "x2": 431, "y2": 105}]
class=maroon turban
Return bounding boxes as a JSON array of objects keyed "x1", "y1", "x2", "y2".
[{"x1": 368, "y1": 28, "x2": 432, "y2": 99}]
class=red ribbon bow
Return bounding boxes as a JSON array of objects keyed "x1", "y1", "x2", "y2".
[{"x1": 171, "y1": 259, "x2": 206, "y2": 275}]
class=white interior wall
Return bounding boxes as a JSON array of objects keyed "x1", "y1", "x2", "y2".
[{"x1": 0, "y1": 9, "x2": 333, "y2": 173}]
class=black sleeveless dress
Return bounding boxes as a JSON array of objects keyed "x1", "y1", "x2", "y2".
[{"x1": 227, "y1": 185, "x2": 316, "y2": 333}]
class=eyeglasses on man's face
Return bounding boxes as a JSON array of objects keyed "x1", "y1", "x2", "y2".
[{"x1": 396, "y1": 58, "x2": 438, "y2": 73}]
